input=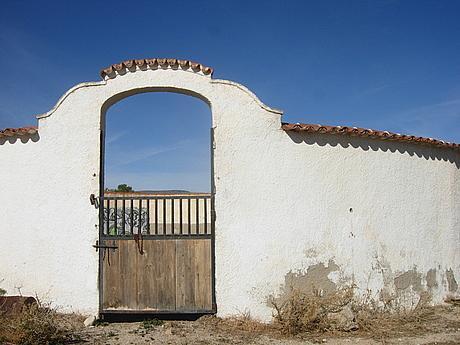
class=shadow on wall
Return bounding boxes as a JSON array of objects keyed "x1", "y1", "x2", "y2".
[
  {"x1": 0, "y1": 133, "x2": 40, "y2": 145},
  {"x1": 285, "y1": 131, "x2": 460, "y2": 169}
]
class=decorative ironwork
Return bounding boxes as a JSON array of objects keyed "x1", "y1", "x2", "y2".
[
  {"x1": 103, "y1": 207, "x2": 149, "y2": 235},
  {"x1": 101, "y1": 195, "x2": 213, "y2": 237}
]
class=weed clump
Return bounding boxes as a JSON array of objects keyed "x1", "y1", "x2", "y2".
[
  {"x1": 350, "y1": 290, "x2": 438, "y2": 337},
  {"x1": 142, "y1": 318, "x2": 164, "y2": 330},
  {"x1": 270, "y1": 286, "x2": 354, "y2": 335},
  {"x1": 0, "y1": 299, "x2": 81, "y2": 345}
]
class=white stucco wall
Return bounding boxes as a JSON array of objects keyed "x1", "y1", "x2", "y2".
[{"x1": 0, "y1": 65, "x2": 459, "y2": 320}]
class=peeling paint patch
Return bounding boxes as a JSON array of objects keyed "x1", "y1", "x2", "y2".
[
  {"x1": 394, "y1": 269, "x2": 422, "y2": 292},
  {"x1": 303, "y1": 247, "x2": 318, "y2": 259},
  {"x1": 446, "y1": 269, "x2": 458, "y2": 293},
  {"x1": 272, "y1": 260, "x2": 340, "y2": 304},
  {"x1": 426, "y1": 269, "x2": 438, "y2": 289},
  {"x1": 268, "y1": 260, "x2": 342, "y2": 308}
]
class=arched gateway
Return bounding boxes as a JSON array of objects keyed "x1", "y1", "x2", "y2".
[{"x1": 0, "y1": 58, "x2": 459, "y2": 321}]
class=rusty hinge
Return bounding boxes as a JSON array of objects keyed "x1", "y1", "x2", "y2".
[
  {"x1": 211, "y1": 210, "x2": 217, "y2": 222},
  {"x1": 93, "y1": 240, "x2": 118, "y2": 252},
  {"x1": 89, "y1": 194, "x2": 99, "y2": 209}
]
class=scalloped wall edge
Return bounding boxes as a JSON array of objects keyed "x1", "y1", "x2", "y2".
[
  {"x1": 282, "y1": 122, "x2": 460, "y2": 151},
  {"x1": 100, "y1": 58, "x2": 214, "y2": 79},
  {"x1": 0, "y1": 126, "x2": 38, "y2": 138}
]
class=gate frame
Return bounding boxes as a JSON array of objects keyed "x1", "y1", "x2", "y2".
[{"x1": 97, "y1": 95, "x2": 217, "y2": 316}]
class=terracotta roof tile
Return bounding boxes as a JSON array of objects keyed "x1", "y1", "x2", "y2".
[
  {"x1": 282, "y1": 123, "x2": 460, "y2": 151},
  {"x1": 0, "y1": 126, "x2": 38, "y2": 139},
  {"x1": 100, "y1": 58, "x2": 214, "y2": 79}
]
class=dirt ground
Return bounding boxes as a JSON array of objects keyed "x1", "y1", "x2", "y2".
[{"x1": 76, "y1": 305, "x2": 460, "y2": 345}]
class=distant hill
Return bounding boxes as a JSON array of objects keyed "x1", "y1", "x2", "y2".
[
  {"x1": 136, "y1": 190, "x2": 192, "y2": 194},
  {"x1": 105, "y1": 189, "x2": 211, "y2": 195}
]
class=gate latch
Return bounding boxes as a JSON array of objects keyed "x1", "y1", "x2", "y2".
[
  {"x1": 89, "y1": 194, "x2": 99, "y2": 208},
  {"x1": 93, "y1": 240, "x2": 118, "y2": 252}
]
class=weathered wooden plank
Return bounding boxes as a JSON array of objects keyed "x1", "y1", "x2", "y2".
[
  {"x1": 194, "y1": 239, "x2": 212, "y2": 309},
  {"x1": 175, "y1": 239, "x2": 212, "y2": 311},
  {"x1": 137, "y1": 240, "x2": 176, "y2": 310},
  {"x1": 123, "y1": 240, "x2": 139, "y2": 309},
  {"x1": 102, "y1": 240, "x2": 134, "y2": 310},
  {"x1": 102, "y1": 242, "x2": 118, "y2": 309},
  {"x1": 175, "y1": 239, "x2": 191, "y2": 309}
]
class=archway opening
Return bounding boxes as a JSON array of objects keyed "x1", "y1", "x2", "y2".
[
  {"x1": 99, "y1": 91, "x2": 215, "y2": 315},
  {"x1": 103, "y1": 92, "x2": 211, "y2": 193}
]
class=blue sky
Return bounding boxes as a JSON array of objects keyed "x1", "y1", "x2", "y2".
[{"x1": 1, "y1": 0, "x2": 459, "y2": 191}]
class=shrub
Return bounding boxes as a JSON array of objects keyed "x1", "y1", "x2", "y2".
[
  {"x1": 0, "y1": 300, "x2": 80, "y2": 345},
  {"x1": 270, "y1": 286, "x2": 354, "y2": 335},
  {"x1": 142, "y1": 318, "x2": 164, "y2": 330}
]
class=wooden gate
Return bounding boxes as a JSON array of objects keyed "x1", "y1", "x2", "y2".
[{"x1": 98, "y1": 192, "x2": 215, "y2": 314}]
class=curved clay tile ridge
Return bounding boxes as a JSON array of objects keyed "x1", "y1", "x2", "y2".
[
  {"x1": 282, "y1": 123, "x2": 460, "y2": 151},
  {"x1": 0, "y1": 126, "x2": 38, "y2": 139},
  {"x1": 100, "y1": 58, "x2": 214, "y2": 79}
]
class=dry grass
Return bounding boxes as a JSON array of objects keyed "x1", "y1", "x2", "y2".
[
  {"x1": 269, "y1": 286, "x2": 355, "y2": 335},
  {"x1": 197, "y1": 286, "x2": 459, "y2": 341},
  {"x1": 352, "y1": 301, "x2": 454, "y2": 339},
  {"x1": 0, "y1": 287, "x2": 457, "y2": 344},
  {"x1": 200, "y1": 311, "x2": 273, "y2": 335},
  {"x1": 0, "y1": 299, "x2": 83, "y2": 345},
  {"x1": 265, "y1": 286, "x2": 459, "y2": 339}
]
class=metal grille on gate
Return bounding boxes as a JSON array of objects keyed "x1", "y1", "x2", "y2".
[{"x1": 101, "y1": 194, "x2": 212, "y2": 238}]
